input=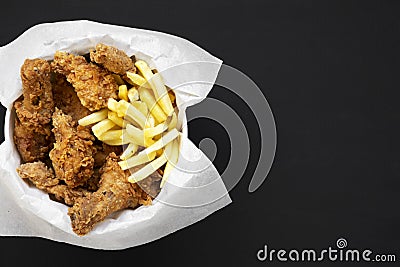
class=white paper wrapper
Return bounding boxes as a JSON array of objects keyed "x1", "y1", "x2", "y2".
[{"x1": 0, "y1": 20, "x2": 231, "y2": 250}]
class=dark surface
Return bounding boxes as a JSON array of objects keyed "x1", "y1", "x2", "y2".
[{"x1": 1, "y1": 1, "x2": 400, "y2": 266}]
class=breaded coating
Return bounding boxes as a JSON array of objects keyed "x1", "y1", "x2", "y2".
[
  {"x1": 14, "y1": 59, "x2": 54, "y2": 162},
  {"x1": 17, "y1": 59, "x2": 54, "y2": 132},
  {"x1": 14, "y1": 117, "x2": 51, "y2": 163},
  {"x1": 90, "y1": 43, "x2": 135, "y2": 75},
  {"x1": 68, "y1": 153, "x2": 152, "y2": 235},
  {"x1": 52, "y1": 73, "x2": 91, "y2": 123},
  {"x1": 17, "y1": 162, "x2": 89, "y2": 206},
  {"x1": 49, "y1": 108, "x2": 95, "y2": 188},
  {"x1": 51, "y1": 51, "x2": 118, "y2": 111}
]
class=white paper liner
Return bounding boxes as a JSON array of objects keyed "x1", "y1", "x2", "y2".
[{"x1": 0, "y1": 20, "x2": 231, "y2": 250}]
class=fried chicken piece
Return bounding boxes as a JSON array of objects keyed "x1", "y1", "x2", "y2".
[
  {"x1": 14, "y1": 118, "x2": 51, "y2": 163},
  {"x1": 68, "y1": 153, "x2": 152, "y2": 235},
  {"x1": 80, "y1": 143, "x2": 123, "y2": 192},
  {"x1": 90, "y1": 43, "x2": 135, "y2": 75},
  {"x1": 17, "y1": 162, "x2": 89, "y2": 206},
  {"x1": 14, "y1": 59, "x2": 54, "y2": 162},
  {"x1": 52, "y1": 73, "x2": 91, "y2": 123},
  {"x1": 16, "y1": 59, "x2": 54, "y2": 132},
  {"x1": 51, "y1": 51, "x2": 118, "y2": 111},
  {"x1": 49, "y1": 108, "x2": 95, "y2": 188}
]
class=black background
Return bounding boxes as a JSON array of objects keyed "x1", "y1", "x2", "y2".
[{"x1": 1, "y1": 1, "x2": 399, "y2": 266}]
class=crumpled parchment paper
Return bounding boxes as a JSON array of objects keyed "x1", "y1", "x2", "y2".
[{"x1": 0, "y1": 20, "x2": 231, "y2": 250}]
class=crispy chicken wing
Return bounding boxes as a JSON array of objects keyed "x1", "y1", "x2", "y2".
[
  {"x1": 90, "y1": 43, "x2": 135, "y2": 75},
  {"x1": 68, "y1": 153, "x2": 152, "y2": 235},
  {"x1": 49, "y1": 108, "x2": 95, "y2": 188},
  {"x1": 51, "y1": 51, "x2": 117, "y2": 111},
  {"x1": 52, "y1": 73, "x2": 91, "y2": 123},
  {"x1": 17, "y1": 162, "x2": 89, "y2": 206},
  {"x1": 14, "y1": 59, "x2": 54, "y2": 162}
]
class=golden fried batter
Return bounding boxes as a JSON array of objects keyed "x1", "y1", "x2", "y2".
[
  {"x1": 51, "y1": 51, "x2": 118, "y2": 111},
  {"x1": 90, "y1": 43, "x2": 135, "y2": 75},
  {"x1": 49, "y1": 108, "x2": 95, "y2": 188},
  {"x1": 17, "y1": 162, "x2": 89, "y2": 206},
  {"x1": 68, "y1": 153, "x2": 152, "y2": 235},
  {"x1": 14, "y1": 59, "x2": 54, "y2": 162}
]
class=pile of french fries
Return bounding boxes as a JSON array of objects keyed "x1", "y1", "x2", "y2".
[{"x1": 78, "y1": 60, "x2": 180, "y2": 188}]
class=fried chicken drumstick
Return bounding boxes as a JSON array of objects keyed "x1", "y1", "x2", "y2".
[
  {"x1": 51, "y1": 51, "x2": 118, "y2": 111},
  {"x1": 14, "y1": 59, "x2": 54, "y2": 162}
]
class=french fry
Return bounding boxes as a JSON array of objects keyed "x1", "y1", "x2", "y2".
[
  {"x1": 108, "y1": 111, "x2": 127, "y2": 128},
  {"x1": 139, "y1": 128, "x2": 179, "y2": 155},
  {"x1": 78, "y1": 109, "x2": 108, "y2": 126},
  {"x1": 98, "y1": 129, "x2": 123, "y2": 141},
  {"x1": 92, "y1": 119, "x2": 116, "y2": 138},
  {"x1": 144, "y1": 137, "x2": 155, "y2": 147},
  {"x1": 145, "y1": 114, "x2": 156, "y2": 128},
  {"x1": 128, "y1": 88, "x2": 139, "y2": 102},
  {"x1": 120, "y1": 143, "x2": 139, "y2": 161},
  {"x1": 119, "y1": 150, "x2": 157, "y2": 170},
  {"x1": 110, "y1": 124, "x2": 121, "y2": 130},
  {"x1": 128, "y1": 152, "x2": 168, "y2": 183},
  {"x1": 126, "y1": 71, "x2": 151, "y2": 89},
  {"x1": 117, "y1": 100, "x2": 146, "y2": 129},
  {"x1": 125, "y1": 124, "x2": 145, "y2": 146},
  {"x1": 102, "y1": 138, "x2": 131, "y2": 146},
  {"x1": 108, "y1": 98, "x2": 120, "y2": 113},
  {"x1": 144, "y1": 121, "x2": 168, "y2": 139},
  {"x1": 138, "y1": 87, "x2": 167, "y2": 123},
  {"x1": 168, "y1": 112, "x2": 178, "y2": 131},
  {"x1": 101, "y1": 60, "x2": 181, "y2": 187},
  {"x1": 161, "y1": 139, "x2": 179, "y2": 188},
  {"x1": 135, "y1": 60, "x2": 174, "y2": 116},
  {"x1": 131, "y1": 101, "x2": 148, "y2": 116},
  {"x1": 118, "y1": 85, "x2": 129, "y2": 101},
  {"x1": 155, "y1": 148, "x2": 164, "y2": 157}
]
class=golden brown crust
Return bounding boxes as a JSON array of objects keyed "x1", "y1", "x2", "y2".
[
  {"x1": 14, "y1": 59, "x2": 54, "y2": 162},
  {"x1": 17, "y1": 162, "x2": 89, "y2": 206},
  {"x1": 49, "y1": 108, "x2": 95, "y2": 188},
  {"x1": 68, "y1": 153, "x2": 151, "y2": 235},
  {"x1": 51, "y1": 51, "x2": 118, "y2": 111},
  {"x1": 18, "y1": 59, "x2": 54, "y2": 129},
  {"x1": 90, "y1": 43, "x2": 135, "y2": 75}
]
